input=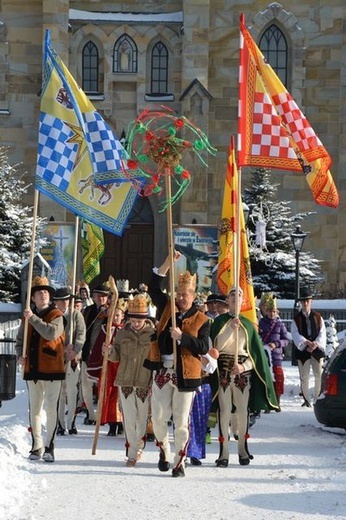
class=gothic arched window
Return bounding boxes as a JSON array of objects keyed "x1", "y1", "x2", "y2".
[
  {"x1": 151, "y1": 42, "x2": 168, "y2": 94},
  {"x1": 82, "y1": 41, "x2": 99, "y2": 93},
  {"x1": 259, "y1": 24, "x2": 288, "y2": 86},
  {"x1": 113, "y1": 35, "x2": 137, "y2": 73}
]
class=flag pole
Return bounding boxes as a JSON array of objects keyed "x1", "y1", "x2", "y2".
[
  {"x1": 92, "y1": 275, "x2": 118, "y2": 455},
  {"x1": 68, "y1": 214, "x2": 79, "y2": 344},
  {"x1": 21, "y1": 188, "x2": 40, "y2": 376},
  {"x1": 234, "y1": 137, "x2": 241, "y2": 366},
  {"x1": 165, "y1": 170, "x2": 177, "y2": 369}
]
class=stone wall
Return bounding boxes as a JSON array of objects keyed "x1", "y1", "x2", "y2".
[{"x1": 0, "y1": 0, "x2": 344, "y2": 292}]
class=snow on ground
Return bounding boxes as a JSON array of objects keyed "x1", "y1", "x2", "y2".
[{"x1": 0, "y1": 361, "x2": 345, "y2": 520}]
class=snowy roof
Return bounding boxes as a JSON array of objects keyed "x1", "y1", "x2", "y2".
[
  {"x1": 69, "y1": 9, "x2": 183, "y2": 24},
  {"x1": 278, "y1": 299, "x2": 346, "y2": 310}
]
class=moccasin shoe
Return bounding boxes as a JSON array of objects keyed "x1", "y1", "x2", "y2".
[
  {"x1": 29, "y1": 448, "x2": 43, "y2": 461},
  {"x1": 172, "y1": 465, "x2": 185, "y2": 478},
  {"x1": 43, "y1": 445, "x2": 55, "y2": 463},
  {"x1": 238, "y1": 455, "x2": 250, "y2": 466},
  {"x1": 190, "y1": 457, "x2": 202, "y2": 466},
  {"x1": 216, "y1": 458, "x2": 228, "y2": 468},
  {"x1": 158, "y1": 449, "x2": 170, "y2": 472}
]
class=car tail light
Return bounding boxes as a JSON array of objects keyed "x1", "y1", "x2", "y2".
[{"x1": 325, "y1": 374, "x2": 338, "y2": 396}]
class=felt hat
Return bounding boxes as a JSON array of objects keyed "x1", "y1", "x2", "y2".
[
  {"x1": 31, "y1": 276, "x2": 55, "y2": 297},
  {"x1": 92, "y1": 283, "x2": 110, "y2": 296},
  {"x1": 297, "y1": 287, "x2": 313, "y2": 301},
  {"x1": 53, "y1": 287, "x2": 72, "y2": 301},
  {"x1": 215, "y1": 294, "x2": 227, "y2": 304},
  {"x1": 127, "y1": 294, "x2": 149, "y2": 319},
  {"x1": 229, "y1": 286, "x2": 243, "y2": 296}
]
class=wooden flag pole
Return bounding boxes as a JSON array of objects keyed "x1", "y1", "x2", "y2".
[
  {"x1": 67, "y1": 215, "x2": 79, "y2": 344},
  {"x1": 234, "y1": 141, "x2": 242, "y2": 366},
  {"x1": 21, "y1": 188, "x2": 40, "y2": 376},
  {"x1": 92, "y1": 275, "x2": 118, "y2": 455},
  {"x1": 165, "y1": 170, "x2": 177, "y2": 369}
]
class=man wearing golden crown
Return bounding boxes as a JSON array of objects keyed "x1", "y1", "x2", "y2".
[{"x1": 145, "y1": 251, "x2": 210, "y2": 478}]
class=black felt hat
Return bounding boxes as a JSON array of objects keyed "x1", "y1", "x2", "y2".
[
  {"x1": 297, "y1": 287, "x2": 314, "y2": 301},
  {"x1": 92, "y1": 284, "x2": 110, "y2": 295},
  {"x1": 53, "y1": 287, "x2": 72, "y2": 301}
]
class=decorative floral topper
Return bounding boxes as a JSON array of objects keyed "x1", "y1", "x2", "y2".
[{"x1": 125, "y1": 106, "x2": 217, "y2": 210}]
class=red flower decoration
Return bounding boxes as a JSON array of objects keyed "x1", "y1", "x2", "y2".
[
  {"x1": 181, "y1": 170, "x2": 190, "y2": 180},
  {"x1": 145, "y1": 131, "x2": 154, "y2": 141},
  {"x1": 127, "y1": 159, "x2": 138, "y2": 169},
  {"x1": 175, "y1": 118, "x2": 185, "y2": 128}
]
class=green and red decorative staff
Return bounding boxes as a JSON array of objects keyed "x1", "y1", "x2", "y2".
[{"x1": 125, "y1": 106, "x2": 216, "y2": 367}]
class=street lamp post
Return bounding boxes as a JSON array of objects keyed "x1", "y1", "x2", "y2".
[{"x1": 291, "y1": 224, "x2": 307, "y2": 314}]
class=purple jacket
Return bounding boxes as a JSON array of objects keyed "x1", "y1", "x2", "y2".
[{"x1": 258, "y1": 316, "x2": 289, "y2": 367}]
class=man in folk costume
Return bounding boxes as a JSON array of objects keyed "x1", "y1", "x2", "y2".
[
  {"x1": 145, "y1": 251, "x2": 210, "y2": 478},
  {"x1": 53, "y1": 287, "x2": 86, "y2": 435},
  {"x1": 291, "y1": 288, "x2": 326, "y2": 407},
  {"x1": 81, "y1": 283, "x2": 109, "y2": 424},
  {"x1": 210, "y1": 286, "x2": 279, "y2": 467},
  {"x1": 16, "y1": 276, "x2": 65, "y2": 462}
]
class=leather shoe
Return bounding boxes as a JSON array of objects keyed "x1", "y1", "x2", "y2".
[
  {"x1": 216, "y1": 458, "x2": 228, "y2": 468},
  {"x1": 158, "y1": 450, "x2": 170, "y2": 472},
  {"x1": 190, "y1": 457, "x2": 202, "y2": 466},
  {"x1": 239, "y1": 455, "x2": 250, "y2": 466},
  {"x1": 172, "y1": 465, "x2": 185, "y2": 478}
]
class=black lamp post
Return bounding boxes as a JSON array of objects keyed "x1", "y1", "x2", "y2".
[{"x1": 291, "y1": 224, "x2": 307, "y2": 313}]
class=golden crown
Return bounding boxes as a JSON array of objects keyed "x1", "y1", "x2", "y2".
[
  {"x1": 116, "y1": 298, "x2": 128, "y2": 313},
  {"x1": 127, "y1": 294, "x2": 148, "y2": 316},
  {"x1": 260, "y1": 292, "x2": 277, "y2": 310},
  {"x1": 177, "y1": 271, "x2": 196, "y2": 292}
]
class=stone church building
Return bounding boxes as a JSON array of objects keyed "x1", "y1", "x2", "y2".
[{"x1": 0, "y1": 1, "x2": 345, "y2": 294}]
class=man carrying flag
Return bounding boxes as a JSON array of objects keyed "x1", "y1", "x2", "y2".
[{"x1": 212, "y1": 138, "x2": 278, "y2": 468}]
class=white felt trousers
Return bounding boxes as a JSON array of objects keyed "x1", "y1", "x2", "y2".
[
  {"x1": 151, "y1": 368, "x2": 194, "y2": 469},
  {"x1": 27, "y1": 379, "x2": 62, "y2": 451}
]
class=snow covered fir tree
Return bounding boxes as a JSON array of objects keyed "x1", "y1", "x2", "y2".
[
  {"x1": 325, "y1": 314, "x2": 339, "y2": 360},
  {"x1": 0, "y1": 148, "x2": 44, "y2": 303},
  {"x1": 242, "y1": 167, "x2": 323, "y2": 299}
]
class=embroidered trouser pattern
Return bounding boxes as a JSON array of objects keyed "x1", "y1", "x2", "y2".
[
  {"x1": 217, "y1": 371, "x2": 251, "y2": 460},
  {"x1": 151, "y1": 368, "x2": 194, "y2": 469},
  {"x1": 120, "y1": 386, "x2": 150, "y2": 460}
]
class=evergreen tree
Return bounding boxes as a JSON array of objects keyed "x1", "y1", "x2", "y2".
[
  {"x1": 242, "y1": 168, "x2": 323, "y2": 298},
  {"x1": 325, "y1": 314, "x2": 339, "y2": 360},
  {"x1": 0, "y1": 148, "x2": 45, "y2": 302}
]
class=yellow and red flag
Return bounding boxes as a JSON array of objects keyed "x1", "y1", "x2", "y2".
[
  {"x1": 217, "y1": 137, "x2": 257, "y2": 324},
  {"x1": 238, "y1": 14, "x2": 338, "y2": 208}
]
